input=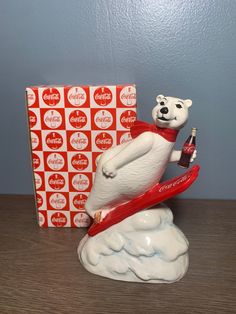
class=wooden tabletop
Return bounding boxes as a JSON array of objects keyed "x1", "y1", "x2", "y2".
[{"x1": 0, "y1": 195, "x2": 235, "y2": 314}]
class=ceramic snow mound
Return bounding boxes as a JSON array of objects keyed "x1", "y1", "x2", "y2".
[{"x1": 78, "y1": 203, "x2": 189, "y2": 283}]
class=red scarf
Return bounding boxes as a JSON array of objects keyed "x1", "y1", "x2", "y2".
[{"x1": 130, "y1": 120, "x2": 179, "y2": 143}]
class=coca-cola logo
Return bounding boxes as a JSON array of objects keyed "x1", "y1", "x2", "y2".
[
  {"x1": 31, "y1": 132, "x2": 40, "y2": 150},
  {"x1": 51, "y1": 212, "x2": 67, "y2": 227},
  {"x1": 48, "y1": 173, "x2": 65, "y2": 190},
  {"x1": 32, "y1": 153, "x2": 40, "y2": 169},
  {"x1": 94, "y1": 110, "x2": 113, "y2": 129},
  {"x1": 36, "y1": 193, "x2": 43, "y2": 208},
  {"x1": 159, "y1": 173, "x2": 191, "y2": 193},
  {"x1": 67, "y1": 86, "x2": 87, "y2": 106},
  {"x1": 183, "y1": 144, "x2": 195, "y2": 155},
  {"x1": 119, "y1": 132, "x2": 132, "y2": 144},
  {"x1": 71, "y1": 153, "x2": 89, "y2": 171},
  {"x1": 73, "y1": 194, "x2": 88, "y2": 210},
  {"x1": 34, "y1": 173, "x2": 42, "y2": 189},
  {"x1": 49, "y1": 193, "x2": 66, "y2": 210},
  {"x1": 27, "y1": 88, "x2": 36, "y2": 107},
  {"x1": 94, "y1": 87, "x2": 112, "y2": 106},
  {"x1": 120, "y1": 110, "x2": 136, "y2": 129},
  {"x1": 44, "y1": 110, "x2": 62, "y2": 129},
  {"x1": 46, "y1": 132, "x2": 63, "y2": 150},
  {"x1": 120, "y1": 86, "x2": 136, "y2": 106},
  {"x1": 38, "y1": 212, "x2": 45, "y2": 227},
  {"x1": 69, "y1": 110, "x2": 87, "y2": 129},
  {"x1": 72, "y1": 174, "x2": 90, "y2": 191},
  {"x1": 42, "y1": 88, "x2": 61, "y2": 106},
  {"x1": 29, "y1": 110, "x2": 37, "y2": 128},
  {"x1": 73, "y1": 212, "x2": 91, "y2": 227},
  {"x1": 95, "y1": 132, "x2": 113, "y2": 150},
  {"x1": 47, "y1": 153, "x2": 65, "y2": 171},
  {"x1": 70, "y1": 132, "x2": 88, "y2": 150}
]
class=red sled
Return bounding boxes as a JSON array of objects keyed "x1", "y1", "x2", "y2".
[{"x1": 88, "y1": 165, "x2": 200, "y2": 237}]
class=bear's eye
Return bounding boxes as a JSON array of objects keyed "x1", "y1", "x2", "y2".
[
  {"x1": 176, "y1": 104, "x2": 182, "y2": 109},
  {"x1": 160, "y1": 101, "x2": 165, "y2": 106}
]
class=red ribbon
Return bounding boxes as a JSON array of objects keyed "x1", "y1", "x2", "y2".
[{"x1": 130, "y1": 120, "x2": 179, "y2": 143}]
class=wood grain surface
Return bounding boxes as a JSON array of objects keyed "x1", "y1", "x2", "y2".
[{"x1": 0, "y1": 195, "x2": 235, "y2": 314}]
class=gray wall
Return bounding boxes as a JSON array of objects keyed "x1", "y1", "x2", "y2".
[{"x1": 0, "y1": 0, "x2": 235, "y2": 199}]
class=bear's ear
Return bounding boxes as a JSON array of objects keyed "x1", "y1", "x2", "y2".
[
  {"x1": 156, "y1": 95, "x2": 164, "y2": 102},
  {"x1": 184, "y1": 99, "x2": 192, "y2": 108}
]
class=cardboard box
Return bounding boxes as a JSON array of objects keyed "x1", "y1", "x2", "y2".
[{"x1": 26, "y1": 85, "x2": 137, "y2": 227}]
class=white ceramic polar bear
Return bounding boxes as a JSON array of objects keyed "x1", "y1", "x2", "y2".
[{"x1": 85, "y1": 95, "x2": 196, "y2": 220}]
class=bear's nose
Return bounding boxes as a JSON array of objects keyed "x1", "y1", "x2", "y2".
[{"x1": 160, "y1": 107, "x2": 169, "y2": 114}]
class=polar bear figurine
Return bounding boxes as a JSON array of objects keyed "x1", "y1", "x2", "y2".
[{"x1": 85, "y1": 95, "x2": 196, "y2": 220}]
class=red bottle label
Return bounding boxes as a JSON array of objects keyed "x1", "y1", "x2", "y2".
[{"x1": 182, "y1": 143, "x2": 195, "y2": 155}]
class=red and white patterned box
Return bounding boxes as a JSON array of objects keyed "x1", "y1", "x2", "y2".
[{"x1": 26, "y1": 85, "x2": 137, "y2": 228}]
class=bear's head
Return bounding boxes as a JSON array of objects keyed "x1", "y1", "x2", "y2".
[{"x1": 152, "y1": 95, "x2": 192, "y2": 130}]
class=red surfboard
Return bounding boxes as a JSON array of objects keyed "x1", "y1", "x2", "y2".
[{"x1": 88, "y1": 165, "x2": 200, "y2": 237}]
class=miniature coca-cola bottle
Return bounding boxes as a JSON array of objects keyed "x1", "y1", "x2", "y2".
[
  {"x1": 101, "y1": 111, "x2": 106, "y2": 129},
  {"x1": 76, "y1": 133, "x2": 82, "y2": 150},
  {"x1": 75, "y1": 87, "x2": 79, "y2": 106},
  {"x1": 55, "y1": 193, "x2": 61, "y2": 209},
  {"x1": 178, "y1": 128, "x2": 197, "y2": 168},
  {"x1": 50, "y1": 110, "x2": 57, "y2": 128}
]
